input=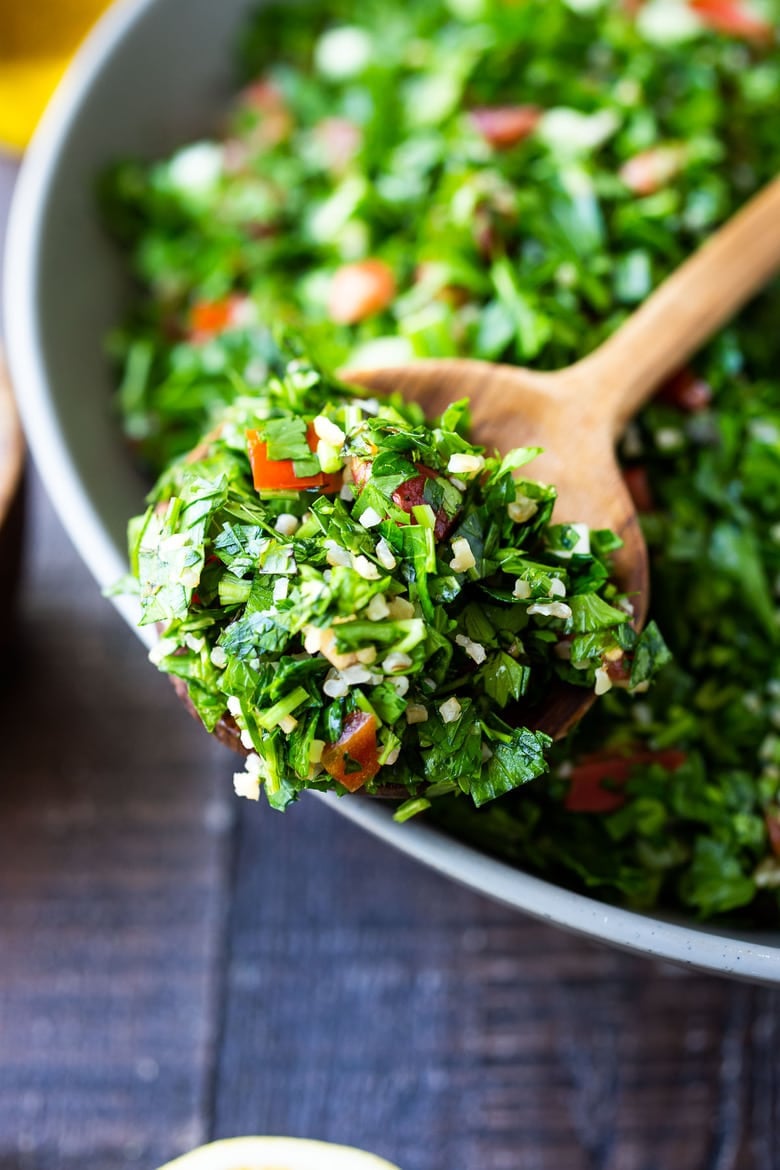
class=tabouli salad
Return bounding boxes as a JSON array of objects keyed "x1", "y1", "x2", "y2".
[
  {"x1": 132, "y1": 346, "x2": 665, "y2": 815},
  {"x1": 106, "y1": 0, "x2": 780, "y2": 920}
]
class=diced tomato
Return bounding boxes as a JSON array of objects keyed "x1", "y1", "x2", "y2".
[
  {"x1": 689, "y1": 0, "x2": 774, "y2": 41},
  {"x1": 189, "y1": 295, "x2": 251, "y2": 342},
  {"x1": 564, "y1": 748, "x2": 687, "y2": 813},
  {"x1": 315, "y1": 117, "x2": 362, "y2": 174},
  {"x1": 246, "y1": 425, "x2": 342, "y2": 494},
  {"x1": 351, "y1": 458, "x2": 456, "y2": 539},
  {"x1": 240, "y1": 80, "x2": 293, "y2": 146},
  {"x1": 328, "y1": 259, "x2": 396, "y2": 325},
  {"x1": 657, "y1": 368, "x2": 713, "y2": 413},
  {"x1": 189, "y1": 298, "x2": 232, "y2": 338},
  {"x1": 391, "y1": 466, "x2": 437, "y2": 513},
  {"x1": 470, "y1": 105, "x2": 542, "y2": 149},
  {"x1": 392, "y1": 465, "x2": 457, "y2": 540},
  {"x1": 623, "y1": 465, "x2": 655, "y2": 513},
  {"x1": 619, "y1": 146, "x2": 686, "y2": 196},
  {"x1": 605, "y1": 656, "x2": 633, "y2": 686},
  {"x1": 766, "y1": 808, "x2": 780, "y2": 858},
  {"x1": 321, "y1": 711, "x2": 381, "y2": 791},
  {"x1": 243, "y1": 79, "x2": 284, "y2": 111}
]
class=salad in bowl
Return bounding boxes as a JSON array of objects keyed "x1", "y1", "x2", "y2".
[{"x1": 7, "y1": 0, "x2": 780, "y2": 964}]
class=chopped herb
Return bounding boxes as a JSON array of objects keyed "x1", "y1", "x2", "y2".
[
  {"x1": 106, "y1": 0, "x2": 780, "y2": 921},
  {"x1": 131, "y1": 347, "x2": 645, "y2": 810}
]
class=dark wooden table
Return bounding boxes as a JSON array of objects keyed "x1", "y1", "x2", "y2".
[{"x1": 2, "y1": 160, "x2": 779, "y2": 1170}]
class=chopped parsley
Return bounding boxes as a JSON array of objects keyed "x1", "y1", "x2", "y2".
[
  {"x1": 105, "y1": 0, "x2": 780, "y2": 920},
  {"x1": 130, "y1": 348, "x2": 657, "y2": 812}
]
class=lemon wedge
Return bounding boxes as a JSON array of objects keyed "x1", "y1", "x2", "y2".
[
  {"x1": 0, "y1": 0, "x2": 112, "y2": 151},
  {"x1": 156, "y1": 1137, "x2": 402, "y2": 1170}
]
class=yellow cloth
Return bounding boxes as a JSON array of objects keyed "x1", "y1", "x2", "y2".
[{"x1": 0, "y1": 1, "x2": 113, "y2": 151}]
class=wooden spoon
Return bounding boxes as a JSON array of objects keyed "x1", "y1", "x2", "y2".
[
  {"x1": 176, "y1": 177, "x2": 780, "y2": 764},
  {"x1": 343, "y1": 176, "x2": 780, "y2": 739}
]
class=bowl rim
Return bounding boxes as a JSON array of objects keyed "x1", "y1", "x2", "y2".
[{"x1": 5, "y1": 0, "x2": 780, "y2": 982}]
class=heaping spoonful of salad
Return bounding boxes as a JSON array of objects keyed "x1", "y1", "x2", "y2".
[
  {"x1": 344, "y1": 174, "x2": 780, "y2": 740},
  {"x1": 135, "y1": 176, "x2": 780, "y2": 813}
]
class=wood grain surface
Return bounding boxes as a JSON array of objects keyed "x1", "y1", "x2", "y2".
[{"x1": 2, "y1": 169, "x2": 780, "y2": 1170}]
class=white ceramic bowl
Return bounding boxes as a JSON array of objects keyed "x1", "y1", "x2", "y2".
[{"x1": 6, "y1": 0, "x2": 780, "y2": 981}]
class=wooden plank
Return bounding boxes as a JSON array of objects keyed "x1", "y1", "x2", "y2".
[
  {"x1": 0, "y1": 476, "x2": 234, "y2": 1170},
  {"x1": 212, "y1": 796, "x2": 780, "y2": 1170}
]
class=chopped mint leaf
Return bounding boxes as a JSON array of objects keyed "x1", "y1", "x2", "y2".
[
  {"x1": 472, "y1": 730, "x2": 552, "y2": 806},
  {"x1": 261, "y1": 416, "x2": 310, "y2": 462},
  {"x1": 481, "y1": 653, "x2": 531, "y2": 707},
  {"x1": 630, "y1": 622, "x2": 673, "y2": 688}
]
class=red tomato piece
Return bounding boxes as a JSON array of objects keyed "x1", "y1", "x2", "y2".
[
  {"x1": 605, "y1": 657, "x2": 633, "y2": 686},
  {"x1": 564, "y1": 749, "x2": 687, "y2": 813},
  {"x1": 391, "y1": 465, "x2": 455, "y2": 541},
  {"x1": 240, "y1": 80, "x2": 293, "y2": 146},
  {"x1": 391, "y1": 466, "x2": 436, "y2": 512},
  {"x1": 619, "y1": 146, "x2": 686, "y2": 196},
  {"x1": 328, "y1": 260, "x2": 396, "y2": 325},
  {"x1": 321, "y1": 711, "x2": 381, "y2": 792},
  {"x1": 315, "y1": 117, "x2": 362, "y2": 174},
  {"x1": 189, "y1": 298, "x2": 232, "y2": 339},
  {"x1": 243, "y1": 80, "x2": 284, "y2": 111},
  {"x1": 246, "y1": 426, "x2": 342, "y2": 494},
  {"x1": 689, "y1": 0, "x2": 774, "y2": 41},
  {"x1": 470, "y1": 105, "x2": 542, "y2": 149},
  {"x1": 351, "y1": 459, "x2": 456, "y2": 540},
  {"x1": 623, "y1": 465, "x2": 655, "y2": 514},
  {"x1": 189, "y1": 295, "x2": 252, "y2": 342},
  {"x1": 657, "y1": 368, "x2": 713, "y2": 412}
]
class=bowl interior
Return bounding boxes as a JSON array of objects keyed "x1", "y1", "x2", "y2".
[{"x1": 6, "y1": 0, "x2": 780, "y2": 980}]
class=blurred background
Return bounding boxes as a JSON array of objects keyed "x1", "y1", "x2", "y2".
[{"x1": 0, "y1": 0, "x2": 112, "y2": 152}]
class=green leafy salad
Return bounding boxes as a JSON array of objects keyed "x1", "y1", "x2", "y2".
[
  {"x1": 106, "y1": 0, "x2": 780, "y2": 919},
  {"x1": 133, "y1": 345, "x2": 663, "y2": 815}
]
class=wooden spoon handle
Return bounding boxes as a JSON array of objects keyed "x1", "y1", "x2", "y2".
[{"x1": 574, "y1": 175, "x2": 780, "y2": 436}]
